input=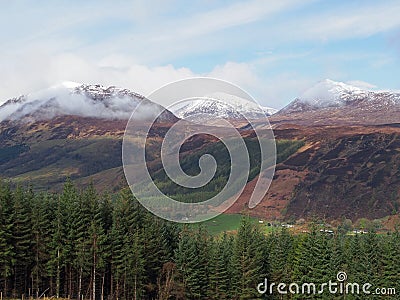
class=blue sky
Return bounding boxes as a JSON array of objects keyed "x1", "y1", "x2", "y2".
[{"x1": 1, "y1": 0, "x2": 399, "y2": 108}]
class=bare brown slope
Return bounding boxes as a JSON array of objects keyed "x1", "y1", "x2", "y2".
[{"x1": 229, "y1": 124, "x2": 400, "y2": 221}]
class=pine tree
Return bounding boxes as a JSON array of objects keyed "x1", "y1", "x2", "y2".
[
  {"x1": 329, "y1": 233, "x2": 345, "y2": 275},
  {"x1": 0, "y1": 182, "x2": 15, "y2": 297},
  {"x1": 98, "y1": 193, "x2": 113, "y2": 300},
  {"x1": 80, "y1": 183, "x2": 109, "y2": 300},
  {"x1": 358, "y1": 232, "x2": 383, "y2": 300},
  {"x1": 175, "y1": 226, "x2": 211, "y2": 299},
  {"x1": 70, "y1": 186, "x2": 96, "y2": 298},
  {"x1": 292, "y1": 229, "x2": 333, "y2": 299},
  {"x1": 111, "y1": 188, "x2": 145, "y2": 300},
  {"x1": 141, "y1": 216, "x2": 169, "y2": 298},
  {"x1": 231, "y1": 217, "x2": 267, "y2": 300},
  {"x1": 59, "y1": 178, "x2": 80, "y2": 298},
  {"x1": 268, "y1": 228, "x2": 295, "y2": 285},
  {"x1": 126, "y1": 229, "x2": 145, "y2": 300},
  {"x1": 209, "y1": 233, "x2": 234, "y2": 299},
  {"x1": 31, "y1": 192, "x2": 53, "y2": 298},
  {"x1": 160, "y1": 220, "x2": 180, "y2": 261},
  {"x1": 12, "y1": 186, "x2": 33, "y2": 297},
  {"x1": 47, "y1": 180, "x2": 76, "y2": 298}
]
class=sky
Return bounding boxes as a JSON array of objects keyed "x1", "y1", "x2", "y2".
[{"x1": 0, "y1": 0, "x2": 400, "y2": 109}]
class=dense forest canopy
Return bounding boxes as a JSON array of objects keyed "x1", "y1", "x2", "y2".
[{"x1": 0, "y1": 182, "x2": 399, "y2": 300}]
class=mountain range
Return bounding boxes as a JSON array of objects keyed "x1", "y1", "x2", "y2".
[
  {"x1": 1, "y1": 79, "x2": 400, "y2": 223},
  {"x1": 2, "y1": 79, "x2": 399, "y2": 125}
]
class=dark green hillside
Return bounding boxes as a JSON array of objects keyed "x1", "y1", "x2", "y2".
[
  {"x1": 0, "y1": 117, "x2": 304, "y2": 195},
  {"x1": 148, "y1": 138, "x2": 303, "y2": 203},
  {"x1": 0, "y1": 138, "x2": 122, "y2": 189}
]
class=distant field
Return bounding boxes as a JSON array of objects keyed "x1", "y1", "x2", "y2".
[{"x1": 192, "y1": 213, "x2": 283, "y2": 235}]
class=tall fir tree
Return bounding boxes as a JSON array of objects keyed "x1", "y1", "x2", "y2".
[
  {"x1": 209, "y1": 233, "x2": 234, "y2": 300},
  {"x1": 12, "y1": 186, "x2": 33, "y2": 297},
  {"x1": 231, "y1": 217, "x2": 267, "y2": 300},
  {"x1": 31, "y1": 192, "x2": 53, "y2": 298},
  {"x1": 0, "y1": 182, "x2": 15, "y2": 296}
]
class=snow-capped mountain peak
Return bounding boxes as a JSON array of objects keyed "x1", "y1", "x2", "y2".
[
  {"x1": 280, "y1": 79, "x2": 400, "y2": 114},
  {"x1": 299, "y1": 79, "x2": 365, "y2": 107},
  {"x1": 171, "y1": 93, "x2": 277, "y2": 123},
  {"x1": 0, "y1": 83, "x2": 177, "y2": 123}
]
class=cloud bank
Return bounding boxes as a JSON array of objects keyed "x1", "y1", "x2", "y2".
[{"x1": 1, "y1": 1, "x2": 399, "y2": 109}]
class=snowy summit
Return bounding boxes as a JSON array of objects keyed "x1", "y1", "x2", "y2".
[
  {"x1": 172, "y1": 92, "x2": 277, "y2": 123},
  {"x1": 281, "y1": 79, "x2": 400, "y2": 113},
  {"x1": 0, "y1": 83, "x2": 174, "y2": 123}
]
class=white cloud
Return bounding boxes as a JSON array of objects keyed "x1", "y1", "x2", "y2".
[
  {"x1": 0, "y1": 51, "x2": 300, "y2": 109},
  {"x1": 1, "y1": 1, "x2": 399, "y2": 110},
  {"x1": 150, "y1": 0, "x2": 308, "y2": 42},
  {"x1": 283, "y1": 2, "x2": 400, "y2": 42},
  {"x1": 261, "y1": 73, "x2": 315, "y2": 107},
  {"x1": 0, "y1": 45, "x2": 332, "y2": 110},
  {"x1": 108, "y1": 1, "x2": 400, "y2": 63},
  {"x1": 346, "y1": 80, "x2": 377, "y2": 90},
  {"x1": 70, "y1": 0, "x2": 314, "y2": 65},
  {"x1": 209, "y1": 62, "x2": 262, "y2": 94},
  {"x1": 0, "y1": 51, "x2": 193, "y2": 102}
]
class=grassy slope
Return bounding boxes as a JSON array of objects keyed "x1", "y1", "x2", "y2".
[{"x1": 2, "y1": 137, "x2": 122, "y2": 190}]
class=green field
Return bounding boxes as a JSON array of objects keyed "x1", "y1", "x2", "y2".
[{"x1": 192, "y1": 213, "x2": 283, "y2": 235}]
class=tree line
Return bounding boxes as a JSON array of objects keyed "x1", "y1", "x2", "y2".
[{"x1": 0, "y1": 181, "x2": 399, "y2": 299}]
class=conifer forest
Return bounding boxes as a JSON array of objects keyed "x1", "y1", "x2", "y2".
[{"x1": 0, "y1": 181, "x2": 399, "y2": 300}]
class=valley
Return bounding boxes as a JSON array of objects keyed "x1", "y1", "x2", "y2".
[{"x1": 0, "y1": 80, "x2": 399, "y2": 225}]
